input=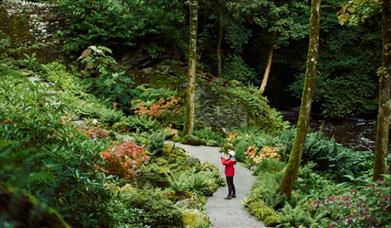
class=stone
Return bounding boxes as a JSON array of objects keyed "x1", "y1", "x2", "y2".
[{"x1": 72, "y1": 120, "x2": 87, "y2": 129}]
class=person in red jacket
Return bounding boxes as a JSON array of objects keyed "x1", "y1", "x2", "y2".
[{"x1": 221, "y1": 150, "x2": 236, "y2": 199}]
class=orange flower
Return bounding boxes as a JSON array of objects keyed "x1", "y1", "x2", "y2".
[{"x1": 245, "y1": 145, "x2": 257, "y2": 158}]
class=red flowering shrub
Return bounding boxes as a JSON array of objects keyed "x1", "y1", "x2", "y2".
[
  {"x1": 134, "y1": 97, "x2": 180, "y2": 118},
  {"x1": 100, "y1": 141, "x2": 149, "y2": 178}
]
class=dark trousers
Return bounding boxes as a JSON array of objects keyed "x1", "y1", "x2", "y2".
[{"x1": 226, "y1": 176, "x2": 236, "y2": 196}]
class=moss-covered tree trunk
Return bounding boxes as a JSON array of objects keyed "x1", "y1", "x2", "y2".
[
  {"x1": 373, "y1": 0, "x2": 391, "y2": 181},
  {"x1": 184, "y1": 0, "x2": 198, "y2": 136},
  {"x1": 259, "y1": 31, "x2": 276, "y2": 95},
  {"x1": 217, "y1": 14, "x2": 223, "y2": 78},
  {"x1": 277, "y1": 0, "x2": 321, "y2": 197}
]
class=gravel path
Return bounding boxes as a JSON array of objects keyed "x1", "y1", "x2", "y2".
[{"x1": 173, "y1": 142, "x2": 265, "y2": 228}]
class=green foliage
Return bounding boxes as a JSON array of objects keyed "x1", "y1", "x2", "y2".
[
  {"x1": 130, "y1": 84, "x2": 177, "y2": 103},
  {"x1": 278, "y1": 200, "x2": 317, "y2": 227},
  {"x1": 0, "y1": 185, "x2": 70, "y2": 228},
  {"x1": 288, "y1": 0, "x2": 381, "y2": 118},
  {"x1": 224, "y1": 23, "x2": 252, "y2": 52},
  {"x1": 59, "y1": 0, "x2": 186, "y2": 54},
  {"x1": 77, "y1": 45, "x2": 135, "y2": 110},
  {"x1": 182, "y1": 209, "x2": 210, "y2": 228},
  {"x1": 130, "y1": 84, "x2": 182, "y2": 125},
  {"x1": 311, "y1": 175, "x2": 391, "y2": 227},
  {"x1": 290, "y1": 73, "x2": 378, "y2": 117},
  {"x1": 245, "y1": 200, "x2": 280, "y2": 227},
  {"x1": 0, "y1": 69, "x2": 115, "y2": 226},
  {"x1": 246, "y1": 148, "x2": 390, "y2": 227},
  {"x1": 278, "y1": 130, "x2": 373, "y2": 180},
  {"x1": 78, "y1": 45, "x2": 117, "y2": 76},
  {"x1": 192, "y1": 127, "x2": 226, "y2": 146},
  {"x1": 41, "y1": 61, "x2": 84, "y2": 91},
  {"x1": 244, "y1": 159, "x2": 285, "y2": 226},
  {"x1": 337, "y1": 0, "x2": 381, "y2": 25},
  {"x1": 233, "y1": 127, "x2": 373, "y2": 179},
  {"x1": 302, "y1": 132, "x2": 372, "y2": 179},
  {"x1": 0, "y1": 71, "x2": 65, "y2": 144},
  {"x1": 182, "y1": 135, "x2": 207, "y2": 146},
  {"x1": 253, "y1": 158, "x2": 286, "y2": 176},
  {"x1": 118, "y1": 186, "x2": 183, "y2": 227},
  {"x1": 147, "y1": 131, "x2": 165, "y2": 154},
  {"x1": 226, "y1": 127, "x2": 287, "y2": 163},
  {"x1": 227, "y1": 0, "x2": 309, "y2": 46},
  {"x1": 226, "y1": 86, "x2": 288, "y2": 130},
  {"x1": 168, "y1": 170, "x2": 217, "y2": 197},
  {"x1": 16, "y1": 53, "x2": 42, "y2": 72},
  {"x1": 222, "y1": 55, "x2": 257, "y2": 83}
]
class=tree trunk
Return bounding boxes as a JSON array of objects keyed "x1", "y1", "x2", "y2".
[
  {"x1": 373, "y1": 0, "x2": 391, "y2": 181},
  {"x1": 259, "y1": 31, "x2": 276, "y2": 95},
  {"x1": 217, "y1": 14, "x2": 223, "y2": 78},
  {"x1": 277, "y1": 0, "x2": 321, "y2": 197},
  {"x1": 184, "y1": 0, "x2": 198, "y2": 136}
]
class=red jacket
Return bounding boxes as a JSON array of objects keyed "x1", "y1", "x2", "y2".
[{"x1": 221, "y1": 157, "x2": 236, "y2": 176}]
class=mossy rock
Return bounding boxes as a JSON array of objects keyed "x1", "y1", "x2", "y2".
[{"x1": 0, "y1": 185, "x2": 70, "y2": 228}]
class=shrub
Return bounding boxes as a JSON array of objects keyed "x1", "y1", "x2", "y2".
[
  {"x1": 77, "y1": 46, "x2": 135, "y2": 111},
  {"x1": 192, "y1": 128, "x2": 226, "y2": 146},
  {"x1": 112, "y1": 115, "x2": 160, "y2": 133},
  {"x1": 245, "y1": 201, "x2": 280, "y2": 227},
  {"x1": 182, "y1": 135, "x2": 206, "y2": 146},
  {"x1": 147, "y1": 131, "x2": 165, "y2": 154},
  {"x1": 311, "y1": 175, "x2": 391, "y2": 227},
  {"x1": 278, "y1": 201, "x2": 317, "y2": 227},
  {"x1": 222, "y1": 55, "x2": 257, "y2": 84},
  {"x1": 0, "y1": 185, "x2": 70, "y2": 228},
  {"x1": 182, "y1": 209, "x2": 210, "y2": 228},
  {"x1": 118, "y1": 186, "x2": 183, "y2": 227},
  {"x1": 168, "y1": 171, "x2": 218, "y2": 197},
  {"x1": 59, "y1": 0, "x2": 185, "y2": 53},
  {"x1": 101, "y1": 141, "x2": 149, "y2": 178},
  {"x1": 226, "y1": 86, "x2": 289, "y2": 130},
  {"x1": 130, "y1": 84, "x2": 182, "y2": 125},
  {"x1": 84, "y1": 127, "x2": 110, "y2": 139}
]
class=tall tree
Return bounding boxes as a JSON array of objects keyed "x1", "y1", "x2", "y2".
[
  {"x1": 277, "y1": 0, "x2": 321, "y2": 196},
  {"x1": 374, "y1": 0, "x2": 391, "y2": 180},
  {"x1": 184, "y1": 0, "x2": 199, "y2": 136},
  {"x1": 217, "y1": 13, "x2": 224, "y2": 78},
  {"x1": 259, "y1": 31, "x2": 276, "y2": 95},
  {"x1": 338, "y1": 0, "x2": 388, "y2": 180}
]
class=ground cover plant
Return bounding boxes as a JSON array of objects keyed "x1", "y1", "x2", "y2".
[
  {"x1": 239, "y1": 127, "x2": 391, "y2": 227},
  {"x1": 1, "y1": 0, "x2": 390, "y2": 226},
  {"x1": 0, "y1": 59, "x2": 222, "y2": 227}
]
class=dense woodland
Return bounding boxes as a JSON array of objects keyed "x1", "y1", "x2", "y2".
[{"x1": 0, "y1": 0, "x2": 390, "y2": 227}]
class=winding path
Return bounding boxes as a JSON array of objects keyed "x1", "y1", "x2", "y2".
[{"x1": 173, "y1": 142, "x2": 265, "y2": 228}]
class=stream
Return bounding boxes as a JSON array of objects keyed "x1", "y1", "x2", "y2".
[{"x1": 280, "y1": 110, "x2": 391, "y2": 152}]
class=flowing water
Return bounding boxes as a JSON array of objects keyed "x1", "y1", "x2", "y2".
[{"x1": 280, "y1": 110, "x2": 390, "y2": 152}]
